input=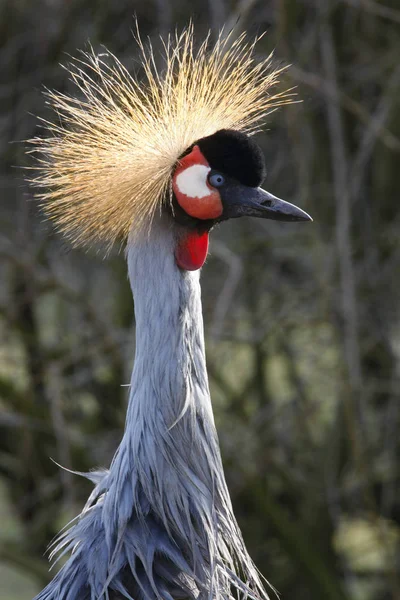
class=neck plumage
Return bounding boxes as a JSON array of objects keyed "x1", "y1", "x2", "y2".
[
  {"x1": 121, "y1": 217, "x2": 221, "y2": 529},
  {"x1": 106, "y1": 216, "x2": 266, "y2": 600},
  {"x1": 127, "y1": 216, "x2": 214, "y2": 448},
  {"x1": 38, "y1": 217, "x2": 268, "y2": 600}
]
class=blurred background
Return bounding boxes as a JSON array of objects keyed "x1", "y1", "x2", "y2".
[{"x1": 1, "y1": 0, "x2": 400, "y2": 599}]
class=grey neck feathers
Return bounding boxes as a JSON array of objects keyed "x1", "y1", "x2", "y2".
[
  {"x1": 36, "y1": 216, "x2": 268, "y2": 600},
  {"x1": 126, "y1": 217, "x2": 214, "y2": 451},
  {"x1": 114, "y1": 218, "x2": 223, "y2": 543}
]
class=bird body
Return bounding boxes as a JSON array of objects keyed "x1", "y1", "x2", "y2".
[{"x1": 30, "y1": 25, "x2": 311, "y2": 600}]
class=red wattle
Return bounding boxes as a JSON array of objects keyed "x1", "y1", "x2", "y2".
[{"x1": 175, "y1": 231, "x2": 209, "y2": 271}]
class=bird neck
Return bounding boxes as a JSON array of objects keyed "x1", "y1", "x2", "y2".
[
  {"x1": 97, "y1": 216, "x2": 263, "y2": 600},
  {"x1": 126, "y1": 216, "x2": 214, "y2": 430},
  {"x1": 111, "y1": 214, "x2": 221, "y2": 524}
]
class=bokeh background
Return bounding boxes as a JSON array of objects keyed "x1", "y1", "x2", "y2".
[{"x1": 1, "y1": 1, "x2": 400, "y2": 599}]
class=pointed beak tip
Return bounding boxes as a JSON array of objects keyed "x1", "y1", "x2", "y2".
[
  {"x1": 257, "y1": 189, "x2": 312, "y2": 223},
  {"x1": 282, "y1": 208, "x2": 313, "y2": 223},
  {"x1": 287, "y1": 206, "x2": 312, "y2": 223}
]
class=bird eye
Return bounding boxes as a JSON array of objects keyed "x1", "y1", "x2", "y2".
[{"x1": 208, "y1": 172, "x2": 225, "y2": 188}]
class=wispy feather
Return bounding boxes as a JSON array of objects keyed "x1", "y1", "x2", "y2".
[{"x1": 28, "y1": 25, "x2": 291, "y2": 249}]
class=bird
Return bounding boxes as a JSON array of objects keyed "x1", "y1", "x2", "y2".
[{"x1": 29, "y1": 25, "x2": 312, "y2": 600}]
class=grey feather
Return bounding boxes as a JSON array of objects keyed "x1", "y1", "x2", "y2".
[{"x1": 34, "y1": 217, "x2": 270, "y2": 600}]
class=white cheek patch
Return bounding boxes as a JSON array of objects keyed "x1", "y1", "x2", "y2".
[{"x1": 175, "y1": 164, "x2": 211, "y2": 198}]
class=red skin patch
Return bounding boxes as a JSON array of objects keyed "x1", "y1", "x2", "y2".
[
  {"x1": 172, "y1": 145, "x2": 223, "y2": 220},
  {"x1": 175, "y1": 230, "x2": 209, "y2": 271}
]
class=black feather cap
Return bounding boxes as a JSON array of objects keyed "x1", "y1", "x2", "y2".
[{"x1": 196, "y1": 129, "x2": 266, "y2": 188}]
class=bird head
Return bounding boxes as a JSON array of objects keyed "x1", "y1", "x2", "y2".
[
  {"x1": 28, "y1": 26, "x2": 311, "y2": 268},
  {"x1": 171, "y1": 129, "x2": 311, "y2": 270}
]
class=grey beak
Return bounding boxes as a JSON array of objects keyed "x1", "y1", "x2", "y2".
[
  {"x1": 250, "y1": 188, "x2": 313, "y2": 222},
  {"x1": 222, "y1": 184, "x2": 312, "y2": 223}
]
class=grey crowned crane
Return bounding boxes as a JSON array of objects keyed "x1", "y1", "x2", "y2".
[{"x1": 29, "y1": 26, "x2": 311, "y2": 600}]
